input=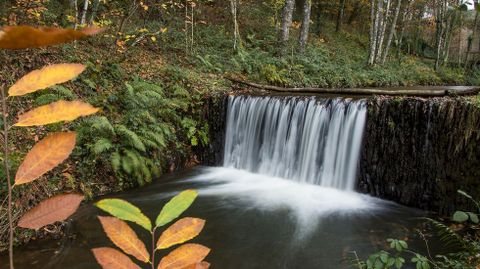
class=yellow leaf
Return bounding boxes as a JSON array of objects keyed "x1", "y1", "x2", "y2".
[
  {"x1": 9, "y1": 64, "x2": 86, "y2": 97},
  {"x1": 151, "y1": 36, "x2": 157, "y2": 42},
  {"x1": 98, "y1": 216, "x2": 150, "y2": 263},
  {"x1": 92, "y1": 247, "x2": 141, "y2": 269},
  {"x1": 14, "y1": 100, "x2": 99, "y2": 127},
  {"x1": 0, "y1": 25, "x2": 104, "y2": 49},
  {"x1": 157, "y1": 244, "x2": 210, "y2": 269},
  {"x1": 15, "y1": 132, "x2": 76, "y2": 185},
  {"x1": 157, "y1": 217, "x2": 205, "y2": 250},
  {"x1": 18, "y1": 193, "x2": 84, "y2": 230}
]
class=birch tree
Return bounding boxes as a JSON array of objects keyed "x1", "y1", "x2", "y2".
[
  {"x1": 368, "y1": 0, "x2": 403, "y2": 65},
  {"x1": 299, "y1": 0, "x2": 312, "y2": 53},
  {"x1": 80, "y1": 0, "x2": 89, "y2": 25},
  {"x1": 278, "y1": 0, "x2": 295, "y2": 56},
  {"x1": 381, "y1": 0, "x2": 402, "y2": 64},
  {"x1": 230, "y1": 0, "x2": 241, "y2": 50}
]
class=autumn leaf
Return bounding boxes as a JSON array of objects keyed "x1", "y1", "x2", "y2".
[
  {"x1": 18, "y1": 193, "x2": 84, "y2": 230},
  {"x1": 96, "y1": 199, "x2": 152, "y2": 231},
  {"x1": 9, "y1": 64, "x2": 86, "y2": 96},
  {"x1": 156, "y1": 190, "x2": 198, "y2": 227},
  {"x1": 0, "y1": 25, "x2": 104, "y2": 49},
  {"x1": 14, "y1": 100, "x2": 99, "y2": 127},
  {"x1": 92, "y1": 247, "x2": 141, "y2": 269},
  {"x1": 15, "y1": 132, "x2": 76, "y2": 185},
  {"x1": 157, "y1": 217, "x2": 205, "y2": 250},
  {"x1": 157, "y1": 244, "x2": 210, "y2": 269},
  {"x1": 98, "y1": 216, "x2": 150, "y2": 263}
]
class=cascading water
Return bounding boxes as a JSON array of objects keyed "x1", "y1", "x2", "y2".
[{"x1": 223, "y1": 95, "x2": 367, "y2": 191}]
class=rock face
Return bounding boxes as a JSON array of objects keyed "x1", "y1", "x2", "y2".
[
  {"x1": 358, "y1": 96, "x2": 480, "y2": 214},
  {"x1": 198, "y1": 94, "x2": 480, "y2": 215},
  {"x1": 196, "y1": 94, "x2": 228, "y2": 166}
]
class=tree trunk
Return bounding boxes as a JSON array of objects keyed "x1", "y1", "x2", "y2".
[
  {"x1": 368, "y1": 0, "x2": 378, "y2": 65},
  {"x1": 279, "y1": 0, "x2": 295, "y2": 56},
  {"x1": 375, "y1": 0, "x2": 391, "y2": 63},
  {"x1": 465, "y1": 2, "x2": 478, "y2": 68},
  {"x1": 443, "y1": 11, "x2": 456, "y2": 65},
  {"x1": 230, "y1": 0, "x2": 241, "y2": 50},
  {"x1": 73, "y1": 0, "x2": 79, "y2": 29},
  {"x1": 299, "y1": 0, "x2": 312, "y2": 53},
  {"x1": 80, "y1": 0, "x2": 89, "y2": 25},
  {"x1": 397, "y1": 0, "x2": 414, "y2": 59},
  {"x1": 336, "y1": 0, "x2": 347, "y2": 32},
  {"x1": 435, "y1": 0, "x2": 447, "y2": 70},
  {"x1": 381, "y1": 0, "x2": 402, "y2": 64}
]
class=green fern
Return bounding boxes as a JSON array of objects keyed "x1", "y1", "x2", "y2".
[
  {"x1": 92, "y1": 138, "x2": 113, "y2": 155},
  {"x1": 425, "y1": 218, "x2": 465, "y2": 250},
  {"x1": 78, "y1": 76, "x2": 208, "y2": 187},
  {"x1": 115, "y1": 125, "x2": 146, "y2": 152},
  {"x1": 111, "y1": 151, "x2": 122, "y2": 173},
  {"x1": 91, "y1": 116, "x2": 115, "y2": 136}
]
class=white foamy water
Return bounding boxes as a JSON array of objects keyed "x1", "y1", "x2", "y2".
[
  {"x1": 223, "y1": 95, "x2": 367, "y2": 191},
  {"x1": 185, "y1": 167, "x2": 384, "y2": 236}
]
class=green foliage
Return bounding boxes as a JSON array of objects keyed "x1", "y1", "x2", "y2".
[
  {"x1": 96, "y1": 198, "x2": 152, "y2": 231},
  {"x1": 452, "y1": 190, "x2": 480, "y2": 224},
  {"x1": 354, "y1": 191, "x2": 480, "y2": 269},
  {"x1": 156, "y1": 189, "x2": 198, "y2": 227},
  {"x1": 76, "y1": 76, "x2": 209, "y2": 186}
]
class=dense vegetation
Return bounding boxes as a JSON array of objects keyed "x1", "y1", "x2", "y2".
[{"x1": 1, "y1": 0, "x2": 480, "y2": 262}]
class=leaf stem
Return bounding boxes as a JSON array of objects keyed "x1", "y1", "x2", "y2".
[
  {"x1": 151, "y1": 227, "x2": 157, "y2": 269},
  {"x1": 2, "y1": 86, "x2": 14, "y2": 269}
]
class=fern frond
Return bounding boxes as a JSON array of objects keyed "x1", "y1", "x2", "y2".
[
  {"x1": 52, "y1": 85, "x2": 75, "y2": 99},
  {"x1": 111, "y1": 151, "x2": 121, "y2": 172},
  {"x1": 35, "y1": 94, "x2": 62, "y2": 106},
  {"x1": 425, "y1": 218, "x2": 465, "y2": 250},
  {"x1": 91, "y1": 116, "x2": 115, "y2": 136},
  {"x1": 93, "y1": 138, "x2": 113, "y2": 154},
  {"x1": 115, "y1": 125, "x2": 146, "y2": 152}
]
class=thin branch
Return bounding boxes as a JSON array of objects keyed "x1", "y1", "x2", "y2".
[{"x1": 2, "y1": 85, "x2": 14, "y2": 269}]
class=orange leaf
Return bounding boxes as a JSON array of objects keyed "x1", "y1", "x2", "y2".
[
  {"x1": 9, "y1": 64, "x2": 86, "y2": 97},
  {"x1": 0, "y1": 25, "x2": 104, "y2": 49},
  {"x1": 182, "y1": 261, "x2": 211, "y2": 269},
  {"x1": 157, "y1": 244, "x2": 210, "y2": 269},
  {"x1": 157, "y1": 217, "x2": 205, "y2": 250},
  {"x1": 92, "y1": 247, "x2": 141, "y2": 269},
  {"x1": 98, "y1": 216, "x2": 150, "y2": 263},
  {"x1": 14, "y1": 100, "x2": 99, "y2": 127},
  {"x1": 18, "y1": 193, "x2": 84, "y2": 230},
  {"x1": 15, "y1": 132, "x2": 76, "y2": 185}
]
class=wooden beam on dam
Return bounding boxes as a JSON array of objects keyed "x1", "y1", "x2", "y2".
[{"x1": 227, "y1": 77, "x2": 480, "y2": 97}]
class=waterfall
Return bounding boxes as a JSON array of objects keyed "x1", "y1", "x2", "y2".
[{"x1": 223, "y1": 95, "x2": 367, "y2": 191}]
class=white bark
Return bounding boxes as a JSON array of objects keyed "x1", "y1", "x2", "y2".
[
  {"x1": 80, "y1": 0, "x2": 89, "y2": 26},
  {"x1": 382, "y1": 0, "x2": 402, "y2": 64},
  {"x1": 279, "y1": 0, "x2": 295, "y2": 56},
  {"x1": 230, "y1": 0, "x2": 241, "y2": 50},
  {"x1": 299, "y1": 0, "x2": 312, "y2": 52}
]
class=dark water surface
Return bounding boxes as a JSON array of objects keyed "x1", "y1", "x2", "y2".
[{"x1": 1, "y1": 167, "x2": 436, "y2": 269}]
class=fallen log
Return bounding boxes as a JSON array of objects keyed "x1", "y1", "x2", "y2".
[{"x1": 226, "y1": 77, "x2": 480, "y2": 97}]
